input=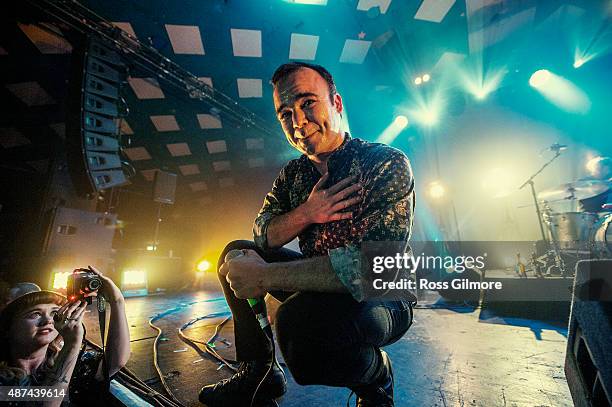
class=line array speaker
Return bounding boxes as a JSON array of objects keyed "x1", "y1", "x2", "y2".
[{"x1": 67, "y1": 36, "x2": 130, "y2": 197}]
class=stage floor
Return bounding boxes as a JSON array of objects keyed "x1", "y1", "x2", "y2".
[{"x1": 83, "y1": 284, "x2": 572, "y2": 407}]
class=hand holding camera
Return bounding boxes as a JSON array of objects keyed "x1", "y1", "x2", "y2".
[{"x1": 53, "y1": 300, "x2": 87, "y2": 345}]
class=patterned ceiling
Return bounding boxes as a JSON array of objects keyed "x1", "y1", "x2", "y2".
[{"x1": 2, "y1": 0, "x2": 608, "y2": 208}]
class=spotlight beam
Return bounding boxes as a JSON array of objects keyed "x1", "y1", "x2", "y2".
[
  {"x1": 529, "y1": 69, "x2": 591, "y2": 114},
  {"x1": 376, "y1": 115, "x2": 409, "y2": 144}
]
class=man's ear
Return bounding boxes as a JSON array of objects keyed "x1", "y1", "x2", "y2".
[{"x1": 333, "y1": 93, "x2": 344, "y2": 116}]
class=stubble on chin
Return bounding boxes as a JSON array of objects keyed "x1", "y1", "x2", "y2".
[{"x1": 303, "y1": 142, "x2": 316, "y2": 155}]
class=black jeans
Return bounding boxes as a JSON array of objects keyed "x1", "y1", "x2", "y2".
[{"x1": 217, "y1": 240, "x2": 413, "y2": 388}]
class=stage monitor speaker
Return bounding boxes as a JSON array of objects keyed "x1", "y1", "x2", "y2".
[
  {"x1": 565, "y1": 259, "x2": 612, "y2": 407},
  {"x1": 153, "y1": 171, "x2": 177, "y2": 205},
  {"x1": 67, "y1": 36, "x2": 130, "y2": 197}
]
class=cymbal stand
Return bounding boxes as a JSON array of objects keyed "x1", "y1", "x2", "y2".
[
  {"x1": 519, "y1": 151, "x2": 562, "y2": 242},
  {"x1": 519, "y1": 151, "x2": 568, "y2": 276}
]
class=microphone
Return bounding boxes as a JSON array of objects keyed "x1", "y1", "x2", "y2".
[
  {"x1": 549, "y1": 143, "x2": 568, "y2": 152},
  {"x1": 225, "y1": 249, "x2": 272, "y2": 338}
]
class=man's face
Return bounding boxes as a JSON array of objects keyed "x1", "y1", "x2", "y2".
[{"x1": 273, "y1": 68, "x2": 344, "y2": 157}]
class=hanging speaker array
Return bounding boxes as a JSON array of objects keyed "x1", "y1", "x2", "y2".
[{"x1": 67, "y1": 37, "x2": 130, "y2": 197}]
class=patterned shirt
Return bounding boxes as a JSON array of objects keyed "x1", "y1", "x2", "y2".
[{"x1": 253, "y1": 134, "x2": 415, "y2": 301}]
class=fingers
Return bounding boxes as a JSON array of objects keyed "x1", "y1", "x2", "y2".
[
  {"x1": 87, "y1": 265, "x2": 102, "y2": 275},
  {"x1": 55, "y1": 300, "x2": 86, "y2": 328},
  {"x1": 326, "y1": 175, "x2": 358, "y2": 195},
  {"x1": 64, "y1": 301, "x2": 81, "y2": 317},
  {"x1": 331, "y1": 183, "x2": 362, "y2": 202},
  {"x1": 312, "y1": 173, "x2": 329, "y2": 191},
  {"x1": 330, "y1": 196, "x2": 361, "y2": 212},
  {"x1": 71, "y1": 302, "x2": 88, "y2": 322},
  {"x1": 328, "y1": 212, "x2": 353, "y2": 221},
  {"x1": 87, "y1": 265, "x2": 111, "y2": 283},
  {"x1": 57, "y1": 302, "x2": 69, "y2": 316},
  {"x1": 219, "y1": 261, "x2": 229, "y2": 277}
]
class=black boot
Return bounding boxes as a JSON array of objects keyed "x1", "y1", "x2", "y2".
[
  {"x1": 352, "y1": 350, "x2": 394, "y2": 407},
  {"x1": 198, "y1": 359, "x2": 286, "y2": 407}
]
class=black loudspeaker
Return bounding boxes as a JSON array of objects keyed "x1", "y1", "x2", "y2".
[
  {"x1": 66, "y1": 36, "x2": 130, "y2": 197},
  {"x1": 566, "y1": 259, "x2": 612, "y2": 407},
  {"x1": 153, "y1": 171, "x2": 177, "y2": 204}
]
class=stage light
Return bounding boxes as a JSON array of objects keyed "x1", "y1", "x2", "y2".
[
  {"x1": 196, "y1": 260, "x2": 211, "y2": 272},
  {"x1": 422, "y1": 74, "x2": 430, "y2": 82},
  {"x1": 414, "y1": 77, "x2": 422, "y2": 85},
  {"x1": 529, "y1": 69, "x2": 591, "y2": 114},
  {"x1": 428, "y1": 182, "x2": 446, "y2": 200},
  {"x1": 459, "y1": 65, "x2": 505, "y2": 102},
  {"x1": 529, "y1": 69, "x2": 551, "y2": 87},
  {"x1": 123, "y1": 270, "x2": 147, "y2": 286},
  {"x1": 474, "y1": 89, "x2": 488, "y2": 100},
  {"x1": 586, "y1": 156, "x2": 603, "y2": 173},
  {"x1": 409, "y1": 97, "x2": 442, "y2": 128},
  {"x1": 393, "y1": 115, "x2": 409, "y2": 129},
  {"x1": 121, "y1": 269, "x2": 148, "y2": 297},
  {"x1": 418, "y1": 107, "x2": 438, "y2": 126},
  {"x1": 573, "y1": 46, "x2": 597, "y2": 69},
  {"x1": 146, "y1": 244, "x2": 157, "y2": 251},
  {"x1": 52, "y1": 271, "x2": 72, "y2": 290}
]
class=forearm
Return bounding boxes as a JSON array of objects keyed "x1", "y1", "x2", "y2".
[
  {"x1": 266, "y1": 205, "x2": 311, "y2": 248},
  {"x1": 265, "y1": 256, "x2": 348, "y2": 293},
  {"x1": 41, "y1": 342, "x2": 81, "y2": 407},
  {"x1": 105, "y1": 299, "x2": 130, "y2": 376}
]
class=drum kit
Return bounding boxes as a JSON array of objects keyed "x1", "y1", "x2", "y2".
[
  {"x1": 519, "y1": 148, "x2": 611, "y2": 277},
  {"x1": 539, "y1": 180, "x2": 611, "y2": 250}
]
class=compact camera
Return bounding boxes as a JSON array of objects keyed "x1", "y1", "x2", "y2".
[{"x1": 67, "y1": 268, "x2": 102, "y2": 303}]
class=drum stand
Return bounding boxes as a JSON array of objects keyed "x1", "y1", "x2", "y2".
[{"x1": 519, "y1": 151, "x2": 569, "y2": 276}]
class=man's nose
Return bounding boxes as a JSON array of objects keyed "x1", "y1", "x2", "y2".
[{"x1": 292, "y1": 109, "x2": 308, "y2": 137}]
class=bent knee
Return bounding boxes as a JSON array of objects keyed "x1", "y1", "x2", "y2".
[
  {"x1": 277, "y1": 339, "x2": 319, "y2": 386},
  {"x1": 217, "y1": 240, "x2": 256, "y2": 271}
]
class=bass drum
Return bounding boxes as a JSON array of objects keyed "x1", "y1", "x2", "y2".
[{"x1": 591, "y1": 214, "x2": 612, "y2": 259}]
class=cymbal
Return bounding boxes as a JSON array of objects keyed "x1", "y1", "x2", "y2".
[{"x1": 538, "y1": 180, "x2": 610, "y2": 202}]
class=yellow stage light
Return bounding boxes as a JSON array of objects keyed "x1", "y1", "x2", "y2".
[
  {"x1": 52, "y1": 271, "x2": 72, "y2": 290},
  {"x1": 123, "y1": 270, "x2": 147, "y2": 286},
  {"x1": 428, "y1": 182, "x2": 446, "y2": 200},
  {"x1": 197, "y1": 260, "x2": 211, "y2": 272}
]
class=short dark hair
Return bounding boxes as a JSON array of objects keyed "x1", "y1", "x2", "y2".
[{"x1": 271, "y1": 62, "x2": 337, "y2": 101}]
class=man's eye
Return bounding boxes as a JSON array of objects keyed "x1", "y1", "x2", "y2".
[
  {"x1": 302, "y1": 100, "x2": 315, "y2": 108},
  {"x1": 280, "y1": 111, "x2": 291, "y2": 120},
  {"x1": 28, "y1": 312, "x2": 41, "y2": 319}
]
